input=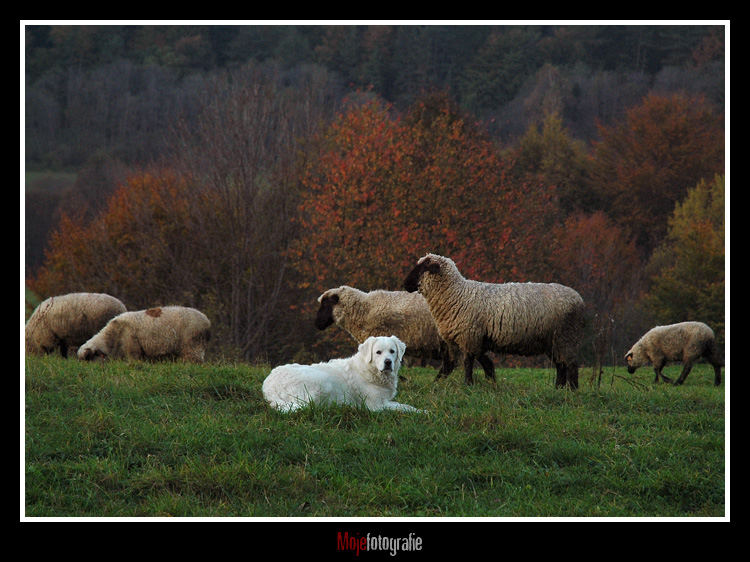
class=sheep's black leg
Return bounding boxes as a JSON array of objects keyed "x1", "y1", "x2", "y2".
[
  {"x1": 463, "y1": 354, "x2": 475, "y2": 385},
  {"x1": 434, "y1": 365, "x2": 447, "y2": 381},
  {"x1": 477, "y1": 354, "x2": 495, "y2": 381},
  {"x1": 655, "y1": 368, "x2": 674, "y2": 383},
  {"x1": 555, "y1": 362, "x2": 567, "y2": 388},
  {"x1": 566, "y1": 362, "x2": 579, "y2": 390},
  {"x1": 674, "y1": 361, "x2": 693, "y2": 385},
  {"x1": 712, "y1": 363, "x2": 722, "y2": 386},
  {"x1": 654, "y1": 360, "x2": 672, "y2": 383},
  {"x1": 706, "y1": 344, "x2": 722, "y2": 386},
  {"x1": 435, "y1": 354, "x2": 457, "y2": 381}
]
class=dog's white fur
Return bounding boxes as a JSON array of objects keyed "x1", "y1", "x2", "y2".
[{"x1": 262, "y1": 335, "x2": 424, "y2": 413}]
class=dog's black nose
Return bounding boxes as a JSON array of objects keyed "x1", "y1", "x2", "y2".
[{"x1": 384, "y1": 358, "x2": 392, "y2": 369}]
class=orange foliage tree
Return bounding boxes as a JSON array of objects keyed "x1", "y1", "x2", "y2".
[
  {"x1": 31, "y1": 170, "x2": 200, "y2": 307},
  {"x1": 590, "y1": 92, "x2": 724, "y2": 255},
  {"x1": 550, "y1": 211, "x2": 645, "y2": 369},
  {"x1": 289, "y1": 93, "x2": 560, "y2": 354}
]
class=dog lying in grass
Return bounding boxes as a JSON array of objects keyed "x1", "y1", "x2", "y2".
[{"x1": 262, "y1": 335, "x2": 425, "y2": 413}]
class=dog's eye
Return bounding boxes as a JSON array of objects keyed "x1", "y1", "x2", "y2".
[
  {"x1": 389, "y1": 349, "x2": 395, "y2": 354},
  {"x1": 376, "y1": 350, "x2": 382, "y2": 355}
]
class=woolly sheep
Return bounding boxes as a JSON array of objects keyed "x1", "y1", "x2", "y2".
[
  {"x1": 316, "y1": 286, "x2": 457, "y2": 377},
  {"x1": 25, "y1": 292, "x2": 127, "y2": 357},
  {"x1": 77, "y1": 306, "x2": 211, "y2": 362},
  {"x1": 404, "y1": 253, "x2": 585, "y2": 388},
  {"x1": 625, "y1": 321, "x2": 723, "y2": 386}
]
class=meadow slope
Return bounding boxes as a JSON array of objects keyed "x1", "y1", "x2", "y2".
[{"x1": 24, "y1": 355, "x2": 725, "y2": 518}]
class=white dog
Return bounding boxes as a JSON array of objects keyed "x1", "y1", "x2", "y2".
[{"x1": 262, "y1": 335, "x2": 425, "y2": 413}]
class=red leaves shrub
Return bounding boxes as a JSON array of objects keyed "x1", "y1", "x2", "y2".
[
  {"x1": 292, "y1": 94, "x2": 560, "y2": 294},
  {"x1": 289, "y1": 93, "x2": 561, "y2": 355}
]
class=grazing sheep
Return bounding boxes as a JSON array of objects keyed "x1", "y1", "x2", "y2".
[
  {"x1": 77, "y1": 306, "x2": 210, "y2": 362},
  {"x1": 25, "y1": 292, "x2": 127, "y2": 357},
  {"x1": 404, "y1": 253, "x2": 585, "y2": 388},
  {"x1": 315, "y1": 285, "x2": 456, "y2": 378},
  {"x1": 625, "y1": 321, "x2": 723, "y2": 386}
]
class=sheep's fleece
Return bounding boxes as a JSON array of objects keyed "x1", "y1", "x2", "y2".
[
  {"x1": 316, "y1": 285, "x2": 456, "y2": 376},
  {"x1": 25, "y1": 292, "x2": 126, "y2": 357},
  {"x1": 404, "y1": 253, "x2": 585, "y2": 388},
  {"x1": 262, "y1": 335, "x2": 425, "y2": 413},
  {"x1": 77, "y1": 306, "x2": 210, "y2": 362},
  {"x1": 625, "y1": 321, "x2": 723, "y2": 386}
]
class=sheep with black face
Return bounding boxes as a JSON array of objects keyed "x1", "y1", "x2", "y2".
[
  {"x1": 404, "y1": 254, "x2": 585, "y2": 388},
  {"x1": 316, "y1": 285, "x2": 456, "y2": 378}
]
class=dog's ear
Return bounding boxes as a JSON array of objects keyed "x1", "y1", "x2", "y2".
[
  {"x1": 358, "y1": 336, "x2": 375, "y2": 364},
  {"x1": 391, "y1": 335, "x2": 406, "y2": 362}
]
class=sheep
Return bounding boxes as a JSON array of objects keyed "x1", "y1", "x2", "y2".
[
  {"x1": 625, "y1": 321, "x2": 723, "y2": 386},
  {"x1": 316, "y1": 285, "x2": 457, "y2": 378},
  {"x1": 25, "y1": 292, "x2": 127, "y2": 357},
  {"x1": 77, "y1": 306, "x2": 211, "y2": 362},
  {"x1": 404, "y1": 253, "x2": 585, "y2": 388}
]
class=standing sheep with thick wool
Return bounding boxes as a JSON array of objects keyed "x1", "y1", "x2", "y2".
[
  {"x1": 404, "y1": 254, "x2": 585, "y2": 388},
  {"x1": 316, "y1": 286, "x2": 457, "y2": 378},
  {"x1": 625, "y1": 321, "x2": 723, "y2": 386},
  {"x1": 25, "y1": 292, "x2": 127, "y2": 357},
  {"x1": 77, "y1": 306, "x2": 211, "y2": 362}
]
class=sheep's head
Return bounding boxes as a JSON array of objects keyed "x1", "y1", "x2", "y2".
[
  {"x1": 315, "y1": 288, "x2": 341, "y2": 330},
  {"x1": 404, "y1": 254, "x2": 444, "y2": 293},
  {"x1": 78, "y1": 345, "x2": 107, "y2": 361},
  {"x1": 624, "y1": 346, "x2": 645, "y2": 373}
]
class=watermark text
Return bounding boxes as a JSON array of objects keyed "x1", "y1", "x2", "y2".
[{"x1": 336, "y1": 531, "x2": 423, "y2": 557}]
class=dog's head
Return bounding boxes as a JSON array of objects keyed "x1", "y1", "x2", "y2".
[{"x1": 359, "y1": 335, "x2": 406, "y2": 375}]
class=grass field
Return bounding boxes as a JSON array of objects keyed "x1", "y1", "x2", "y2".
[{"x1": 23, "y1": 355, "x2": 726, "y2": 518}]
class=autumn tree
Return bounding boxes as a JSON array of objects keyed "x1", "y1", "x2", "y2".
[
  {"x1": 590, "y1": 92, "x2": 724, "y2": 255},
  {"x1": 509, "y1": 111, "x2": 595, "y2": 214},
  {"x1": 32, "y1": 62, "x2": 335, "y2": 362},
  {"x1": 31, "y1": 170, "x2": 200, "y2": 305},
  {"x1": 290, "y1": 92, "x2": 560, "y2": 356},
  {"x1": 644, "y1": 174, "x2": 725, "y2": 345},
  {"x1": 550, "y1": 211, "x2": 644, "y2": 372}
]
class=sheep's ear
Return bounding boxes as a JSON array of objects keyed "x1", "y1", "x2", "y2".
[
  {"x1": 317, "y1": 289, "x2": 339, "y2": 304},
  {"x1": 359, "y1": 337, "x2": 375, "y2": 363},
  {"x1": 392, "y1": 336, "x2": 406, "y2": 361},
  {"x1": 404, "y1": 258, "x2": 439, "y2": 292}
]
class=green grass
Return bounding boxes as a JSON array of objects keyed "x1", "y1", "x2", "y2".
[{"x1": 24, "y1": 355, "x2": 725, "y2": 518}]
